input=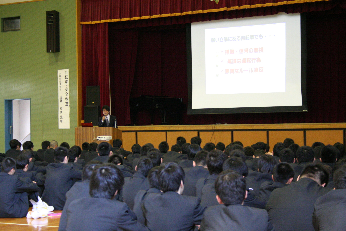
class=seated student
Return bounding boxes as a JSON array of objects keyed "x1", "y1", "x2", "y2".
[
  {"x1": 84, "y1": 142, "x2": 98, "y2": 163},
  {"x1": 159, "y1": 141, "x2": 169, "y2": 155},
  {"x1": 196, "y1": 150, "x2": 228, "y2": 207},
  {"x1": 42, "y1": 147, "x2": 82, "y2": 210},
  {"x1": 266, "y1": 164, "x2": 330, "y2": 231},
  {"x1": 294, "y1": 146, "x2": 315, "y2": 180},
  {"x1": 313, "y1": 165, "x2": 346, "y2": 230},
  {"x1": 108, "y1": 154, "x2": 133, "y2": 177},
  {"x1": 5, "y1": 139, "x2": 22, "y2": 159},
  {"x1": 15, "y1": 153, "x2": 45, "y2": 189},
  {"x1": 133, "y1": 166, "x2": 161, "y2": 225},
  {"x1": 44, "y1": 140, "x2": 58, "y2": 163},
  {"x1": 147, "y1": 149, "x2": 162, "y2": 167},
  {"x1": 59, "y1": 161, "x2": 102, "y2": 231},
  {"x1": 122, "y1": 157, "x2": 153, "y2": 210},
  {"x1": 36, "y1": 140, "x2": 50, "y2": 161},
  {"x1": 200, "y1": 170, "x2": 273, "y2": 231},
  {"x1": 92, "y1": 142, "x2": 113, "y2": 163},
  {"x1": 0, "y1": 157, "x2": 40, "y2": 218},
  {"x1": 253, "y1": 163, "x2": 294, "y2": 209},
  {"x1": 65, "y1": 164, "x2": 148, "y2": 231},
  {"x1": 79, "y1": 142, "x2": 89, "y2": 160},
  {"x1": 142, "y1": 162, "x2": 205, "y2": 231}
]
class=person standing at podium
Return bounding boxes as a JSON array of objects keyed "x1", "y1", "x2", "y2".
[{"x1": 98, "y1": 105, "x2": 117, "y2": 127}]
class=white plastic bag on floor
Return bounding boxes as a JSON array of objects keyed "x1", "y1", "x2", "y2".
[{"x1": 26, "y1": 196, "x2": 54, "y2": 219}]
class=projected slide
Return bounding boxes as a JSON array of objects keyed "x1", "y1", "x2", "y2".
[{"x1": 205, "y1": 23, "x2": 286, "y2": 94}]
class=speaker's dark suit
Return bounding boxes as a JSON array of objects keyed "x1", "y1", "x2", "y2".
[
  {"x1": 66, "y1": 197, "x2": 148, "y2": 231},
  {"x1": 200, "y1": 204, "x2": 273, "y2": 231},
  {"x1": 142, "y1": 191, "x2": 206, "y2": 231},
  {"x1": 98, "y1": 114, "x2": 117, "y2": 127},
  {"x1": 266, "y1": 178, "x2": 330, "y2": 231},
  {"x1": 313, "y1": 188, "x2": 346, "y2": 231}
]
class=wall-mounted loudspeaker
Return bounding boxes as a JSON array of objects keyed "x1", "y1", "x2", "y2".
[
  {"x1": 46, "y1": 10, "x2": 60, "y2": 53},
  {"x1": 86, "y1": 86, "x2": 100, "y2": 106},
  {"x1": 84, "y1": 105, "x2": 100, "y2": 125}
]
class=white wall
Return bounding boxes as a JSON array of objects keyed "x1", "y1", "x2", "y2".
[{"x1": 13, "y1": 99, "x2": 30, "y2": 147}]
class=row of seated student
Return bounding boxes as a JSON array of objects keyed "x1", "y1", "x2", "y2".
[{"x1": 0, "y1": 137, "x2": 346, "y2": 231}]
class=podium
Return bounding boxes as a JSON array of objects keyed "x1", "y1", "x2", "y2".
[{"x1": 75, "y1": 127, "x2": 122, "y2": 148}]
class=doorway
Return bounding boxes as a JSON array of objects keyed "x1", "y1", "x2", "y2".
[{"x1": 4, "y1": 99, "x2": 31, "y2": 152}]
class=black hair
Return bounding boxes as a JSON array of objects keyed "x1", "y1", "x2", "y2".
[
  {"x1": 82, "y1": 142, "x2": 90, "y2": 151},
  {"x1": 130, "y1": 144, "x2": 140, "y2": 154},
  {"x1": 2, "y1": 157, "x2": 16, "y2": 173},
  {"x1": 181, "y1": 143, "x2": 191, "y2": 156},
  {"x1": 273, "y1": 142, "x2": 285, "y2": 157},
  {"x1": 16, "y1": 153, "x2": 30, "y2": 169},
  {"x1": 230, "y1": 149, "x2": 246, "y2": 162},
  {"x1": 334, "y1": 142, "x2": 345, "y2": 160},
  {"x1": 54, "y1": 147, "x2": 69, "y2": 162},
  {"x1": 215, "y1": 142, "x2": 226, "y2": 152},
  {"x1": 320, "y1": 145, "x2": 339, "y2": 163},
  {"x1": 60, "y1": 142, "x2": 70, "y2": 149},
  {"x1": 89, "y1": 142, "x2": 98, "y2": 152},
  {"x1": 272, "y1": 163, "x2": 294, "y2": 184},
  {"x1": 251, "y1": 142, "x2": 266, "y2": 151},
  {"x1": 300, "y1": 164, "x2": 329, "y2": 186},
  {"x1": 83, "y1": 161, "x2": 102, "y2": 181},
  {"x1": 189, "y1": 144, "x2": 202, "y2": 157},
  {"x1": 158, "y1": 162, "x2": 185, "y2": 192},
  {"x1": 279, "y1": 148, "x2": 295, "y2": 163},
  {"x1": 148, "y1": 166, "x2": 161, "y2": 189},
  {"x1": 230, "y1": 144, "x2": 244, "y2": 152},
  {"x1": 283, "y1": 138, "x2": 295, "y2": 148},
  {"x1": 158, "y1": 141, "x2": 169, "y2": 154},
  {"x1": 108, "y1": 154, "x2": 123, "y2": 165},
  {"x1": 147, "y1": 150, "x2": 162, "y2": 167},
  {"x1": 333, "y1": 165, "x2": 346, "y2": 189},
  {"x1": 70, "y1": 145, "x2": 82, "y2": 157},
  {"x1": 171, "y1": 144, "x2": 182, "y2": 153},
  {"x1": 42, "y1": 141, "x2": 51, "y2": 149},
  {"x1": 258, "y1": 154, "x2": 277, "y2": 174},
  {"x1": 112, "y1": 139, "x2": 122, "y2": 148},
  {"x1": 244, "y1": 146, "x2": 255, "y2": 157},
  {"x1": 140, "y1": 145, "x2": 151, "y2": 156},
  {"x1": 296, "y1": 146, "x2": 315, "y2": 163},
  {"x1": 206, "y1": 150, "x2": 228, "y2": 175},
  {"x1": 97, "y1": 142, "x2": 112, "y2": 156},
  {"x1": 9, "y1": 139, "x2": 21, "y2": 149},
  {"x1": 253, "y1": 149, "x2": 265, "y2": 157},
  {"x1": 102, "y1": 105, "x2": 110, "y2": 111},
  {"x1": 89, "y1": 164, "x2": 124, "y2": 199},
  {"x1": 176, "y1": 136, "x2": 186, "y2": 147},
  {"x1": 288, "y1": 143, "x2": 300, "y2": 156},
  {"x1": 232, "y1": 141, "x2": 244, "y2": 147},
  {"x1": 136, "y1": 157, "x2": 153, "y2": 177},
  {"x1": 191, "y1": 136, "x2": 202, "y2": 146},
  {"x1": 203, "y1": 142, "x2": 215, "y2": 152},
  {"x1": 194, "y1": 150, "x2": 208, "y2": 166},
  {"x1": 223, "y1": 157, "x2": 248, "y2": 177},
  {"x1": 312, "y1": 142, "x2": 325, "y2": 149},
  {"x1": 215, "y1": 170, "x2": 246, "y2": 206},
  {"x1": 23, "y1": 141, "x2": 34, "y2": 150}
]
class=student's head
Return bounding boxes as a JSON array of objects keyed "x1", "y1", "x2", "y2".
[
  {"x1": 102, "y1": 105, "x2": 110, "y2": 116},
  {"x1": 89, "y1": 142, "x2": 98, "y2": 152},
  {"x1": 283, "y1": 138, "x2": 295, "y2": 148},
  {"x1": 223, "y1": 157, "x2": 248, "y2": 177},
  {"x1": 147, "y1": 150, "x2": 162, "y2": 167},
  {"x1": 42, "y1": 141, "x2": 51, "y2": 150},
  {"x1": 193, "y1": 150, "x2": 208, "y2": 167},
  {"x1": 171, "y1": 144, "x2": 182, "y2": 153},
  {"x1": 16, "y1": 153, "x2": 30, "y2": 170},
  {"x1": 272, "y1": 163, "x2": 294, "y2": 184},
  {"x1": 136, "y1": 157, "x2": 153, "y2": 177},
  {"x1": 320, "y1": 145, "x2": 339, "y2": 163},
  {"x1": 158, "y1": 141, "x2": 169, "y2": 154},
  {"x1": 203, "y1": 142, "x2": 215, "y2": 152},
  {"x1": 147, "y1": 166, "x2": 161, "y2": 189},
  {"x1": 158, "y1": 162, "x2": 185, "y2": 193},
  {"x1": 140, "y1": 144, "x2": 151, "y2": 156},
  {"x1": 181, "y1": 143, "x2": 191, "y2": 156},
  {"x1": 90, "y1": 164, "x2": 124, "y2": 199},
  {"x1": 189, "y1": 144, "x2": 202, "y2": 158},
  {"x1": 334, "y1": 142, "x2": 345, "y2": 160},
  {"x1": 70, "y1": 145, "x2": 81, "y2": 158},
  {"x1": 215, "y1": 170, "x2": 247, "y2": 206},
  {"x1": 82, "y1": 142, "x2": 90, "y2": 151},
  {"x1": 97, "y1": 142, "x2": 112, "y2": 156},
  {"x1": 176, "y1": 136, "x2": 186, "y2": 147},
  {"x1": 131, "y1": 144, "x2": 141, "y2": 154},
  {"x1": 232, "y1": 141, "x2": 244, "y2": 147},
  {"x1": 289, "y1": 143, "x2": 300, "y2": 156},
  {"x1": 112, "y1": 139, "x2": 122, "y2": 148},
  {"x1": 206, "y1": 150, "x2": 228, "y2": 175},
  {"x1": 244, "y1": 146, "x2": 255, "y2": 157},
  {"x1": 191, "y1": 136, "x2": 202, "y2": 146},
  {"x1": 108, "y1": 154, "x2": 123, "y2": 165},
  {"x1": 9, "y1": 139, "x2": 21, "y2": 150},
  {"x1": 251, "y1": 142, "x2": 266, "y2": 151},
  {"x1": 312, "y1": 142, "x2": 325, "y2": 149},
  {"x1": 333, "y1": 165, "x2": 346, "y2": 189},
  {"x1": 2, "y1": 157, "x2": 16, "y2": 174},
  {"x1": 273, "y1": 142, "x2": 285, "y2": 157},
  {"x1": 258, "y1": 154, "x2": 277, "y2": 174},
  {"x1": 296, "y1": 146, "x2": 315, "y2": 163},
  {"x1": 279, "y1": 148, "x2": 295, "y2": 163},
  {"x1": 50, "y1": 140, "x2": 58, "y2": 149},
  {"x1": 23, "y1": 141, "x2": 34, "y2": 150},
  {"x1": 300, "y1": 164, "x2": 329, "y2": 186},
  {"x1": 60, "y1": 142, "x2": 70, "y2": 149},
  {"x1": 54, "y1": 147, "x2": 69, "y2": 163},
  {"x1": 215, "y1": 142, "x2": 226, "y2": 152},
  {"x1": 82, "y1": 161, "x2": 102, "y2": 181},
  {"x1": 229, "y1": 149, "x2": 246, "y2": 162}
]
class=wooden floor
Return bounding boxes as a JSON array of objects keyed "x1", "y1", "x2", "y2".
[{"x1": 0, "y1": 211, "x2": 61, "y2": 231}]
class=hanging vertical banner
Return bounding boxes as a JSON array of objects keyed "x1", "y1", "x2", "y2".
[{"x1": 58, "y1": 69, "x2": 70, "y2": 129}]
